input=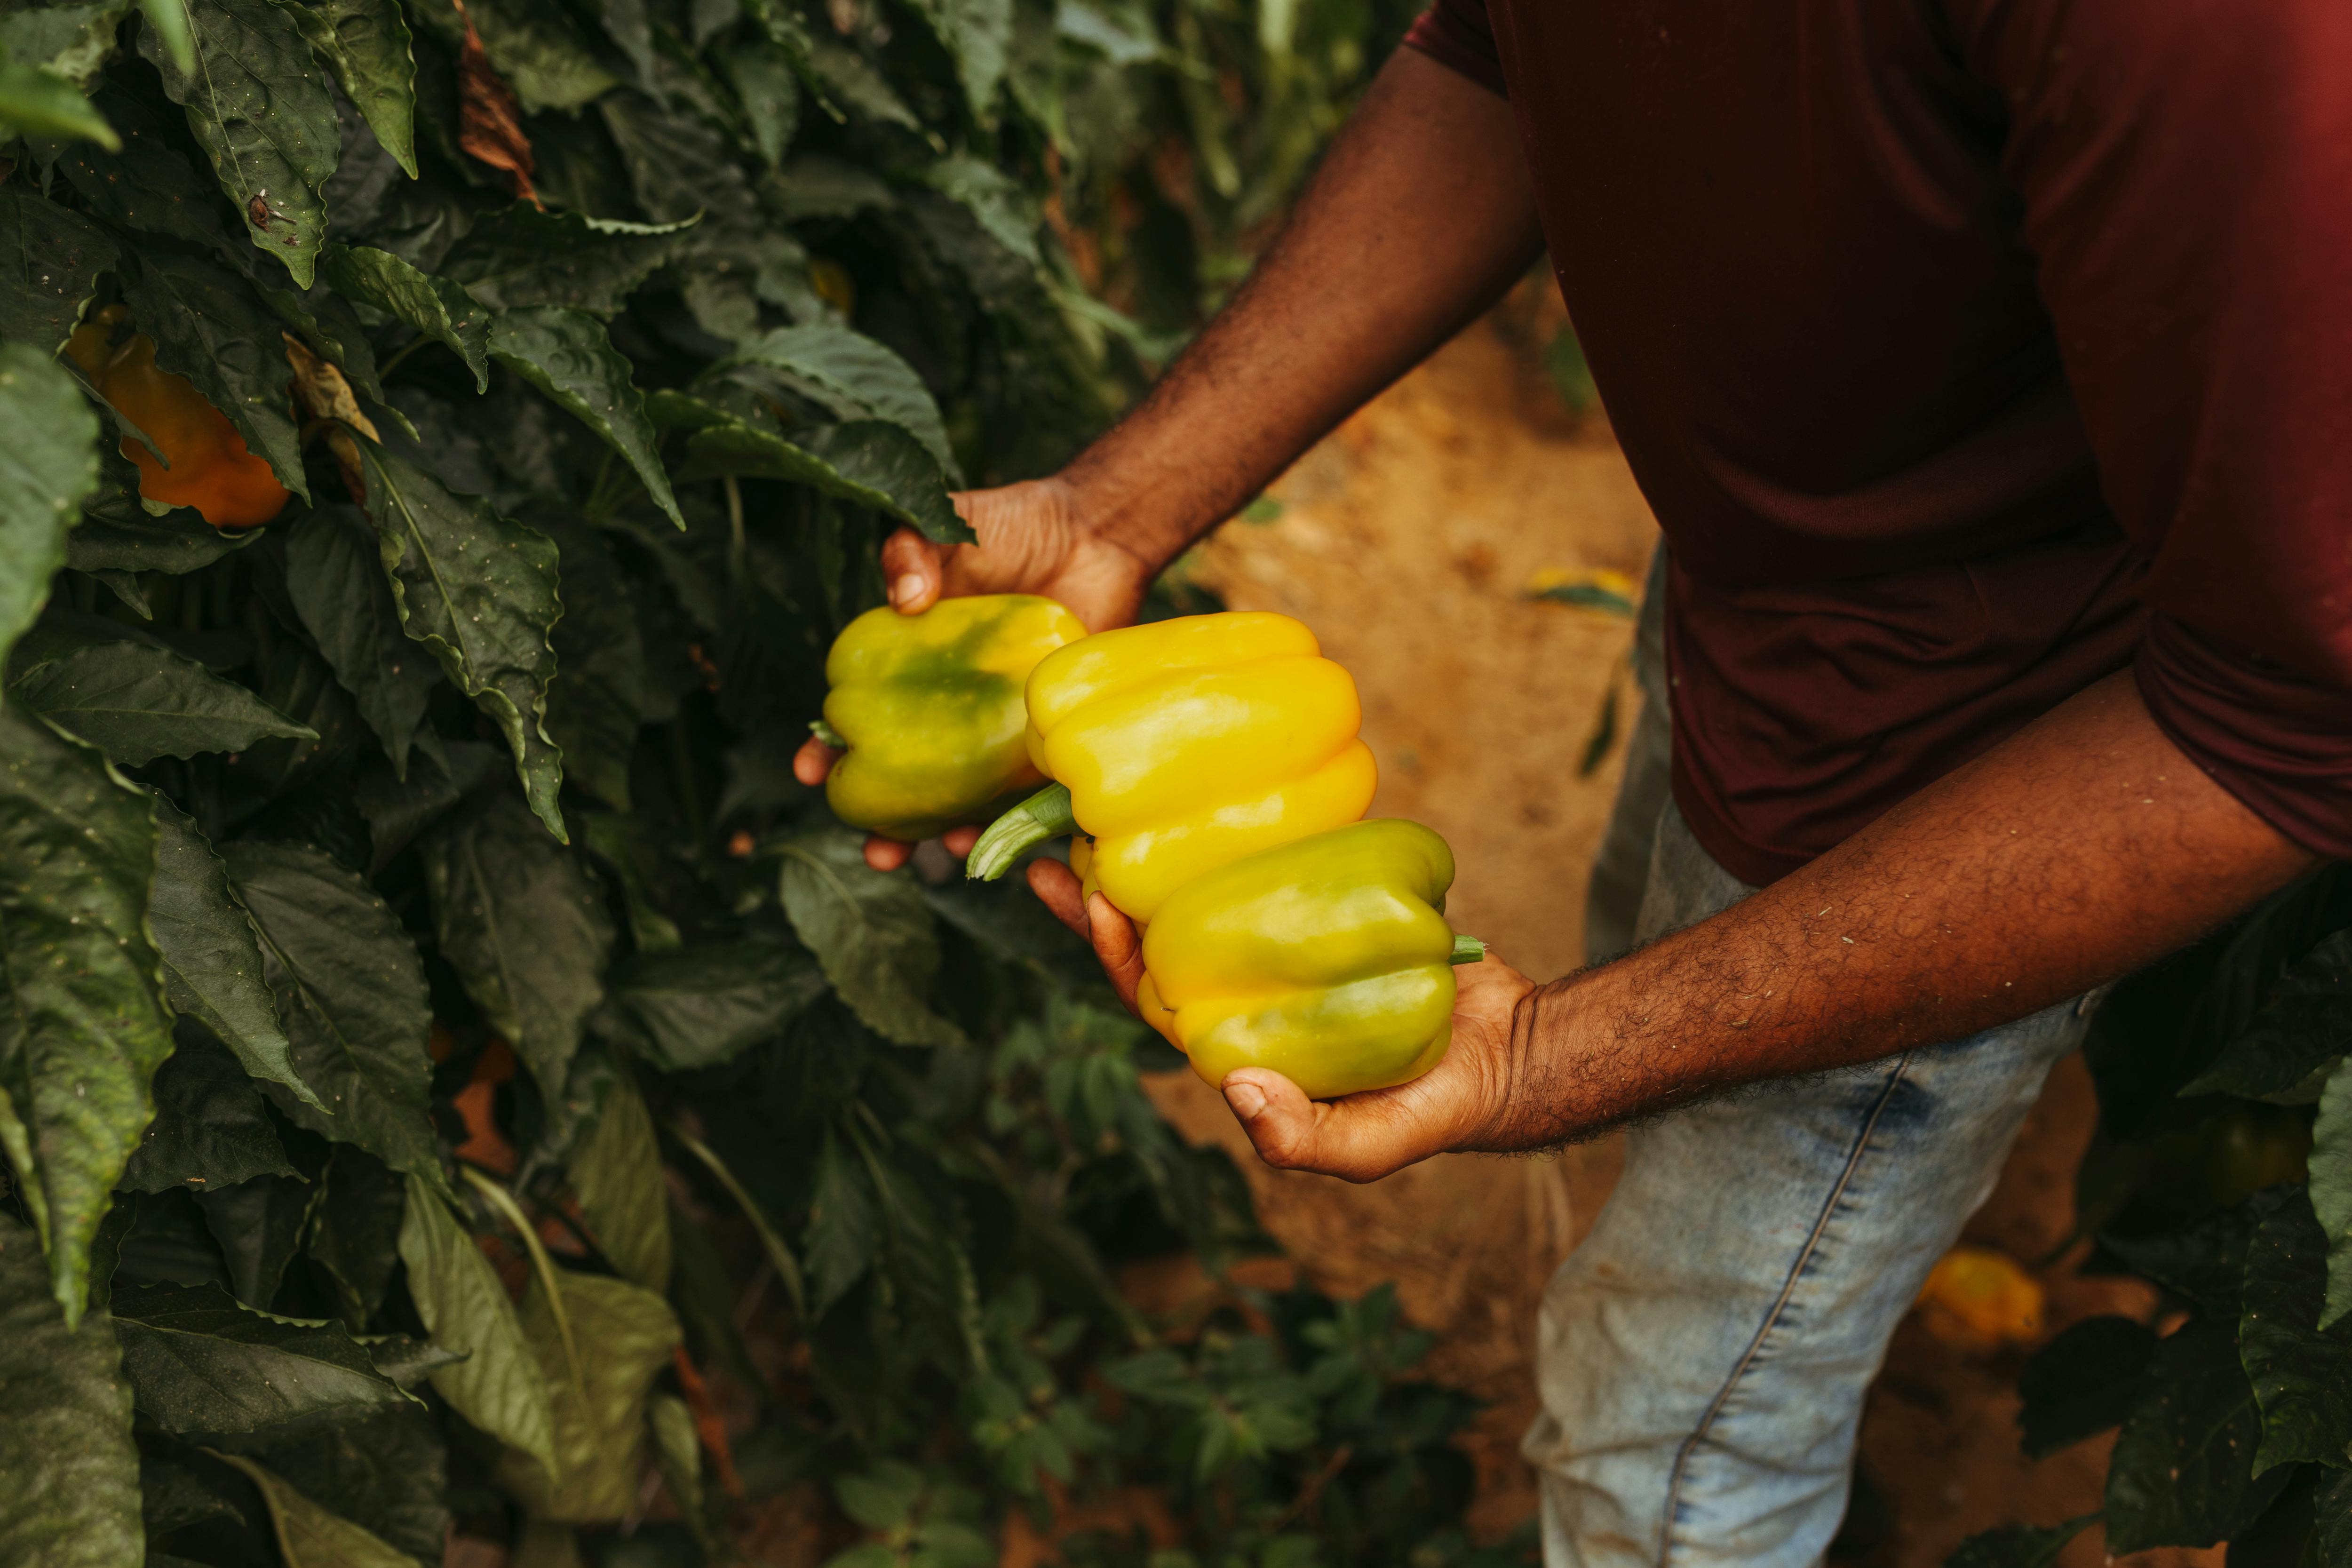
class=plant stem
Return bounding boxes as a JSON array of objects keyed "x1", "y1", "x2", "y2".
[{"x1": 965, "y1": 783, "x2": 1078, "y2": 882}]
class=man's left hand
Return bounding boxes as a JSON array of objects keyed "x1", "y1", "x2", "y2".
[{"x1": 1029, "y1": 856, "x2": 1536, "y2": 1182}]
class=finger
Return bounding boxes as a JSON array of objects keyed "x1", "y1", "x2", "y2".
[
  {"x1": 879, "y1": 527, "x2": 946, "y2": 614},
  {"x1": 1218, "y1": 1067, "x2": 1448, "y2": 1183},
  {"x1": 793, "y1": 735, "x2": 842, "y2": 786},
  {"x1": 941, "y1": 825, "x2": 980, "y2": 859},
  {"x1": 1084, "y1": 892, "x2": 1145, "y2": 1012},
  {"x1": 863, "y1": 836, "x2": 914, "y2": 872},
  {"x1": 1026, "y1": 859, "x2": 1090, "y2": 938}
]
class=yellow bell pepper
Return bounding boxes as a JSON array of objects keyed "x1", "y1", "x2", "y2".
[
  {"x1": 818, "y1": 595, "x2": 1087, "y2": 841},
  {"x1": 1914, "y1": 1246, "x2": 2046, "y2": 1353},
  {"x1": 965, "y1": 612, "x2": 1377, "y2": 923},
  {"x1": 1135, "y1": 820, "x2": 1484, "y2": 1099}
]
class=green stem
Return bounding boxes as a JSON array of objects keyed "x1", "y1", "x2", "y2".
[
  {"x1": 807, "y1": 717, "x2": 846, "y2": 748},
  {"x1": 1448, "y1": 933, "x2": 1487, "y2": 965},
  {"x1": 965, "y1": 783, "x2": 1078, "y2": 882}
]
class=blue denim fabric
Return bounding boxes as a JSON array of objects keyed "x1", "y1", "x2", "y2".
[{"x1": 1526, "y1": 800, "x2": 2087, "y2": 1568}]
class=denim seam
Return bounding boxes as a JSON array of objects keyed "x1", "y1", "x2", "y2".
[{"x1": 1653, "y1": 1051, "x2": 1918, "y2": 1568}]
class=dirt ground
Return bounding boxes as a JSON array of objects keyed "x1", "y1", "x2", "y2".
[{"x1": 1142, "y1": 279, "x2": 2217, "y2": 1568}]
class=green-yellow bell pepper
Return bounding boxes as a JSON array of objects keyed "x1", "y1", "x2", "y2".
[
  {"x1": 819, "y1": 594, "x2": 1087, "y2": 841},
  {"x1": 1135, "y1": 819, "x2": 1485, "y2": 1099}
]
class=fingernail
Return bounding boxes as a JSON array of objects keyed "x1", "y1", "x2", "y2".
[
  {"x1": 889, "y1": 574, "x2": 921, "y2": 609},
  {"x1": 1223, "y1": 1082, "x2": 1266, "y2": 1120}
]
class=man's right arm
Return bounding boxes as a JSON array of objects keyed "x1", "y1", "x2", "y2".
[{"x1": 878, "y1": 45, "x2": 1544, "y2": 625}]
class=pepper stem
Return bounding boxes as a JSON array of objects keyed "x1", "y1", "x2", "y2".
[
  {"x1": 808, "y1": 717, "x2": 847, "y2": 748},
  {"x1": 1449, "y1": 933, "x2": 1487, "y2": 965},
  {"x1": 966, "y1": 783, "x2": 1078, "y2": 882}
]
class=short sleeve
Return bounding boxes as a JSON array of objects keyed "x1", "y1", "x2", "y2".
[
  {"x1": 1402, "y1": 0, "x2": 1506, "y2": 97},
  {"x1": 1952, "y1": 0, "x2": 2352, "y2": 857}
]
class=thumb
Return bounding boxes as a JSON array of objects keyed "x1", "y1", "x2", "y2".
[
  {"x1": 879, "y1": 526, "x2": 945, "y2": 614},
  {"x1": 1219, "y1": 1068, "x2": 1421, "y2": 1183}
]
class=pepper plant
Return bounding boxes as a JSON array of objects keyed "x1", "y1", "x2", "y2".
[{"x1": 0, "y1": 0, "x2": 1501, "y2": 1563}]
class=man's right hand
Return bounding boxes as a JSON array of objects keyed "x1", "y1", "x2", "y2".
[{"x1": 793, "y1": 475, "x2": 1157, "y2": 870}]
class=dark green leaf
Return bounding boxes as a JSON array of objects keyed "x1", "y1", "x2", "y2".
[
  {"x1": 69, "y1": 454, "x2": 256, "y2": 576},
  {"x1": 354, "y1": 734, "x2": 498, "y2": 873},
  {"x1": 2104, "y1": 1203, "x2": 2260, "y2": 1321},
  {"x1": 0, "y1": 699, "x2": 175, "y2": 1323},
  {"x1": 0, "y1": 1211, "x2": 141, "y2": 1565},
  {"x1": 540, "y1": 520, "x2": 643, "y2": 809},
  {"x1": 408, "y1": 0, "x2": 616, "y2": 110},
  {"x1": 56, "y1": 88, "x2": 240, "y2": 255},
  {"x1": 2104, "y1": 1316, "x2": 2291, "y2": 1553},
  {"x1": 0, "y1": 185, "x2": 117, "y2": 353},
  {"x1": 0, "y1": 59, "x2": 118, "y2": 146},
  {"x1": 195, "y1": 1172, "x2": 310, "y2": 1307},
  {"x1": 114, "y1": 1280, "x2": 409, "y2": 1433},
  {"x1": 285, "y1": 0, "x2": 416, "y2": 175},
  {"x1": 11, "y1": 639, "x2": 316, "y2": 763},
  {"x1": 283, "y1": 506, "x2": 440, "y2": 775},
  {"x1": 0, "y1": 341, "x2": 102, "y2": 661},
  {"x1": 906, "y1": 0, "x2": 1010, "y2": 118},
  {"x1": 240, "y1": 1404, "x2": 448, "y2": 1561},
  {"x1": 604, "y1": 939, "x2": 826, "y2": 1070},
  {"x1": 721, "y1": 40, "x2": 798, "y2": 168},
  {"x1": 2183, "y1": 932, "x2": 2352, "y2": 1104},
  {"x1": 118, "y1": 245, "x2": 309, "y2": 497},
  {"x1": 396, "y1": 1170, "x2": 559, "y2": 1475},
  {"x1": 353, "y1": 439, "x2": 567, "y2": 839},
  {"x1": 2310, "y1": 1055, "x2": 2352, "y2": 1324},
  {"x1": 494, "y1": 1267, "x2": 681, "y2": 1524},
  {"x1": 711, "y1": 323, "x2": 957, "y2": 477},
  {"x1": 360, "y1": 1333, "x2": 462, "y2": 1385},
  {"x1": 2319, "y1": 1471, "x2": 2352, "y2": 1565},
  {"x1": 143, "y1": 1452, "x2": 245, "y2": 1537},
  {"x1": 568, "y1": 1067, "x2": 669, "y2": 1292},
  {"x1": 680, "y1": 417, "x2": 971, "y2": 543},
  {"x1": 806, "y1": 1126, "x2": 878, "y2": 1316},
  {"x1": 118, "y1": 1029, "x2": 296, "y2": 1193},
  {"x1": 308, "y1": 1144, "x2": 405, "y2": 1330},
  {"x1": 318, "y1": 244, "x2": 491, "y2": 392},
  {"x1": 422, "y1": 792, "x2": 614, "y2": 1093},
  {"x1": 0, "y1": 0, "x2": 134, "y2": 87},
  {"x1": 775, "y1": 828, "x2": 967, "y2": 1048},
  {"x1": 2241, "y1": 1187, "x2": 2352, "y2": 1470},
  {"x1": 802, "y1": 32, "x2": 916, "y2": 128},
  {"x1": 488, "y1": 305, "x2": 683, "y2": 528},
  {"x1": 205, "y1": 1449, "x2": 427, "y2": 1568},
  {"x1": 139, "y1": 0, "x2": 338, "y2": 286},
  {"x1": 223, "y1": 840, "x2": 440, "y2": 1180},
  {"x1": 440, "y1": 202, "x2": 689, "y2": 317},
  {"x1": 1941, "y1": 1514, "x2": 2099, "y2": 1568}
]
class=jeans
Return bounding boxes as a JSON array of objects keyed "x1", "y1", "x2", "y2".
[{"x1": 1535, "y1": 564, "x2": 2088, "y2": 1566}]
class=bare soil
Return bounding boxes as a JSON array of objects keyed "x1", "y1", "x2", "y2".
[{"x1": 1144, "y1": 279, "x2": 2216, "y2": 1568}]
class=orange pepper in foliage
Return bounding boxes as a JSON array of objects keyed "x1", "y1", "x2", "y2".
[
  {"x1": 66, "y1": 304, "x2": 290, "y2": 529},
  {"x1": 1914, "y1": 1245, "x2": 2045, "y2": 1353}
]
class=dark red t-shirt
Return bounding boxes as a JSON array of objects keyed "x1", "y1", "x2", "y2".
[{"x1": 1406, "y1": 0, "x2": 2352, "y2": 885}]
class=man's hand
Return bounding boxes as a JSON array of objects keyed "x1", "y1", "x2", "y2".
[
  {"x1": 795, "y1": 479, "x2": 1156, "y2": 871},
  {"x1": 1028, "y1": 852, "x2": 1537, "y2": 1181}
]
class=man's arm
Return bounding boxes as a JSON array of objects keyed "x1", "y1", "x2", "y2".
[
  {"x1": 871, "y1": 47, "x2": 1544, "y2": 623},
  {"x1": 1189, "y1": 669, "x2": 2317, "y2": 1179}
]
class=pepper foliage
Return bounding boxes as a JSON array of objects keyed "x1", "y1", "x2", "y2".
[{"x1": 0, "y1": 0, "x2": 1503, "y2": 1563}]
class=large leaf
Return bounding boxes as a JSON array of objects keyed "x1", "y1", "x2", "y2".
[
  {"x1": 318, "y1": 244, "x2": 490, "y2": 392},
  {"x1": 283, "y1": 506, "x2": 440, "y2": 776},
  {"x1": 540, "y1": 519, "x2": 642, "y2": 809},
  {"x1": 0, "y1": 186, "x2": 117, "y2": 353},
  {"x1": 148, "y1": 800, "x2": 316, "y2": 1105},
  {"x1": 118, "y1": 246, "x2": 310, "y2": 497},
  {"x1": 2182, "y1": 931, "x2": 2352, "y2": 1105},
  {"x1": 487, "y1": 305, "x2": 683, "y2": 528},
  {"x1": 905, "y1": 0, "x2": 1011, "y2": 118},
  {"x1": 604, "y1": 939, "x2": 827, "y2": 1071},
  {"x1": 205, "y1": 1449, "x2": 427, "y2": 1568},
  {"x1": 397, "y1": 1171, "x2": 559, "y2": 1476},
  {"x1": 805, "y1": 1125, "x2": 879, "y2": 1316},
  {"x1": 2104, "y1": 1315, "x2": 2293, "y2": 1553},
  {"x1": 678, "y1": 416, "x2": 972, "y2": 543},
  {"x1": 113, "y1": 1280, "x2": 411, "y2": 1433},
  {"x1": 12, "y1": 639, "x2": 315, "y2": 764},
  {"x1": 222, "y1": 841, "x2": 440, "y2": 1180},
  {"x1": 0, "y1": 699, "x2": 175, "y2": 1323},
  {"x1": 118, "y1": 1028, "x2": 296, "y2": 1192},
  {"x1": 243, "y1": 1404, "x2": 448, "y2": 1561},
  {"x1": 0, "y1": 56, "x2": 121, "y2": 146},
  {"x1": 494, "y1": 1267, "x2": 682, "y2": 1523},
  {"x1": 307, "y1": 1144, "x2": 405, "y2": 1330},
  {"x1": 0, "y1": 341, "x2": 101, "y2": 662},
  {"x1": 57, "y1": 88, "x2": 240, "y2": 255},
  {"x1": 285, "y1": 0, "x2": 416, "y2": 175},
  {"x1": 422, "y1": 793, "x2": 614, "y2": 1094},
  {"x1": 0, "y1": 0, "x2": 135, "y2": 88},
  {"x1": 195, "y1": 1171, "x2": 311, "y2": 1307},
  {"x1": 567, "y1": 1068, "x2": 669, "y2": 1293},
  {"x1": 2241, "y1": 1187, "x2": 2352, "y2": 1471},
  {"x1": 70, "y1": 454, "x2": 258, "y2": 577},
  {"x1": 139, "y1": 0, "x2": 339, "y2": 287},
  {"x1": 440, "y1": 202, "x2": 690, "y2": 316},
  {"x1": 712, "y1": 323, "x2": 957, "y2": 478},
  {"x1": 2310, "y1": 1054, "x2": 2352, "y2": 1324},
  {"x1": 0, "y1": 1212, "x2": 141, "y2": 1566},
  {"x1": 776, "y1": 829, "x2": 966, "y2": 1049},
  {"x1": 353, "y1": 439, "x2": 567, "y2": 838}
]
